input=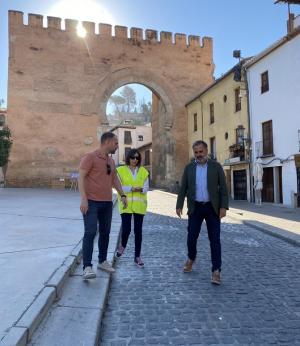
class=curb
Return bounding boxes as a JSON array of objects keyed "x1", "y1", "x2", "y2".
[
  {"x1": 1, "y1": 197, "x2": 119, "y2": 346},
  {"x1": 25, "y1": 200, "x2": 121, "y2": 346},
  {"x1": 94, "y1": 222, "x2": 121, "y2": 346},
  {"x1": 0, "y1": 243, "x2": 82, "y2": 346},
  {"x1": 227, "y1": 211, "x2": 300, "y2": 247}
]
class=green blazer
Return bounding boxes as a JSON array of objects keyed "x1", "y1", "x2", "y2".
[{"x1": 176, "y1": 159, "x2": 229, "y2": 216}]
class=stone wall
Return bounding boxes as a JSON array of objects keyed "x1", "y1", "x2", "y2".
[{"x1": 7, "y1": 10, "x2": 214, "y2": 189}]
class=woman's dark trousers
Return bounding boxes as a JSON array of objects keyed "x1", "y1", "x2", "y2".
[{"x1": 121, "y1": 213, "x2": 144, "y2": 258}]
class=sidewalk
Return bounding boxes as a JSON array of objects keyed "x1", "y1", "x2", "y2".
[
  {"x1": 157, "y1": 189, "x2": 300, "y2": 246},
  {"x1": 227, "y1": 199, "x2": 300, "y2": 246},
  {"x1": 1, "y1": 188, "x2": 299, "y2": 345},
  {"x1": 0, "y1": 188, "x2": 119, "y2": 346}
]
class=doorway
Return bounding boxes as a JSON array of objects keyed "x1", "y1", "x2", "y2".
[
  {"x1": 262, "y1": 167, "x2": 274, "y2": 202},
  {"x1": 233, "y1": 169, "x2": 247, "y2": 200}
]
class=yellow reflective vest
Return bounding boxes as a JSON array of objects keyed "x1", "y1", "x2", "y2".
[{"x1": 116, "y1": 165, "x2": 149, "y2": 215}]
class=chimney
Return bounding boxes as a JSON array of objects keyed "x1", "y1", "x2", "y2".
[{"x1": 287, "y1": 12, "x2": 295, "y2": 34}]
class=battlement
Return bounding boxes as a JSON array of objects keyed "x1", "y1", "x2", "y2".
[{"x1": 8, "y1": 10, "x2": 212, "y2": 49}]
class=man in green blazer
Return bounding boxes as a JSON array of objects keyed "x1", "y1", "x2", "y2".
[{"x1": 176, "y1": 140, "x2": 229, "y2": 284}]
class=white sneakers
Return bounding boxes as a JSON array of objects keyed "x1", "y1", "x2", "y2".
[
  {"x1": 83, "y1": 261, "x2": 115, "y2": 280},
  {"x1": 82, "y1": 266, "x2": 96, "y2": 280},
  {"x1": 97, "y1": 260, "x2": 116, "y2": 273}
]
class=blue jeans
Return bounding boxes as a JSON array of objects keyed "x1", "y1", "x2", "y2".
[
  {"x1": 187, "y1": 201, "x2": 221, "y2": 272},
  {"x1": 82, "y1": 200, "x2": 112, "y2": 268}
]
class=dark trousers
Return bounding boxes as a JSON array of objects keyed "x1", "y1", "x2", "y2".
[
  {"x1": 187, "y1": 201, "x2": 221, "y2": 272},
  {"x1": 121, "y1": 213, "x2": 144, "y2": 258},
  {"x1": 82, "y1": 200, "x2": 112, "y2": 268}
]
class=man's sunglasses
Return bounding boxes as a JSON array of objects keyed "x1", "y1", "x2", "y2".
[
  {"x1": 106, "y1": 164, "x2": 111, "y2": 175},
  {"x1": 130, "y1": 156, "x2": 139, "y2": 160}
]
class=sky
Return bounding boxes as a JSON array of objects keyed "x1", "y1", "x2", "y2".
[{"x1": 1, "y1": 0, "x2": 299, "y2": 109}]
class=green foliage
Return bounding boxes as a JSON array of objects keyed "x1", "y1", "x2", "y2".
[
  {"x1": 0, "y1": 126, "x2": 13, "y2": 167},
  {"x1": 120, "y1": 85, "x2": 136, "y2": 113}
]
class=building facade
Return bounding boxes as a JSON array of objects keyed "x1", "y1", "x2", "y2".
[
  {"x1": 186, "y1": 62, "x2": 251, "y2": 201},
  {"x1": 137, "y1": 141, "x2": 152, "y2": 179},
  {"x1": 0, "y1": 109, "x2": 6, "y2": 128},
  {"x1": 110, "y1": 123, "x2": 152, "y2": 166},
  {"x1": 245, "y1": 25, "x2": 300, "y2": 207},
  {"x1": 7, "y1": 10, "x2": 214, "y2": 190}
]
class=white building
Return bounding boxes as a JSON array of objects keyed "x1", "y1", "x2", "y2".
[
  {"x1": 245, "y1": 20, "x2": 300, "y2": 207},
  {"x1": 110, "y1": 123, "x2": 152, "y2": 166}
]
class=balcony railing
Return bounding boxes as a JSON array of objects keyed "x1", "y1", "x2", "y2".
[
  {"x1": 255, "y1": 141, "x2": 262, "y2": 158},
  {"x1": 255, "y1": 140, "x2": 276, "y2": 158},
  {"x1": 229, "y1": 143, "x2": 245, "y2": 160}
]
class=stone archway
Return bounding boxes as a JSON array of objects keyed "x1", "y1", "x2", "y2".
[
  {"x1": 90, "y1": 67, "x2": 178, "y2": 189},
  {"x1": 6, "y1": 11, "x2": 214, "y2": 189}
]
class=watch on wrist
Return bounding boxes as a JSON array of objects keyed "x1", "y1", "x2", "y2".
[{"x1": 121, "y1": 194, "x2": 126, "y2": 198}]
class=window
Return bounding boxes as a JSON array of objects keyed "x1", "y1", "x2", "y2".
[
  {"x1": 124, "y1": 131, "x2": 132, "y2": 145},
  {"x1": 145, "y1": 149, "x2": 150, "y2": 165},
  {"x1": 261, "y1": 71, "x2": 269, "y2": 93},
  {"x1": 235, "y1": 87, "x2": 241, "y2": 112},
  {"x1": 124, "y1": 147, "x2": 131, "y2": 160},
  {"x1": 210, "y1": 136, "x2": 216, "y2": 160},
  {"x1": 262, "y1": 120, "x2": 273, "y2": 156},
  {"x1": 209, "y1": 103, "x2": 214, "y2": 124},
  {"x1": 193, "y1": 113, "x2": 197, "y2": 132},
  {"x1": 138, "y1": 135, "x2": 143, "y2": 141}
]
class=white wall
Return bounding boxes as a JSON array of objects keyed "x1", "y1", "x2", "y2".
[
  {"x1": 294, "y1": 14, "x2": 300, "y2": 28},
  {"x1": 111, "y1": 125, "x2": 152, "y2": 166},
  {"x1": 247, "y1": 34, "x2": 300, "y2": 206}
]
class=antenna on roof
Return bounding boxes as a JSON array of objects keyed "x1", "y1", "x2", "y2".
[{"x1": 274, "y1": 0, "x2": 300, "y2": 33}]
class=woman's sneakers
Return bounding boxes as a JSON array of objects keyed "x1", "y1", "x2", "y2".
[
  {"x1": 134, "y1": 257, "x2": 144, "y2": 268},
  {"x1": 115, "y1": 245, "x2": 125, "y2": 258}
]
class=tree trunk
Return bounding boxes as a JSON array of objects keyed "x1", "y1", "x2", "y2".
[{"x1": 0, "y1": 164, "x2": 7, "y2": 187}]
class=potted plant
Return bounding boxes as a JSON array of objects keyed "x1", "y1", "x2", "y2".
[{"x1": 0, "y1": 126, "x2": 13, "y2": 187}]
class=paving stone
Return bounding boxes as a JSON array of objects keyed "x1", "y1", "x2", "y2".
[{"x1": 99, "y1": 191, "x2": 300, "y2": 345}]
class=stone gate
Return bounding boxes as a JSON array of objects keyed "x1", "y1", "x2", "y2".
[{"x1": 7, "y1": 10, "x2": 214, "y2": 190}]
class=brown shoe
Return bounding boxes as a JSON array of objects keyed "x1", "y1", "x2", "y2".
[
  {"x1": 183, "y1": 259, "x2": 194, "y2": 273},
  {"x1": 211, "y1": 270, "x2": 221, "y2": 285}
]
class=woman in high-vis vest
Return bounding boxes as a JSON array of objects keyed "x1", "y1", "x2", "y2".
[{"x1": 116, "y1": 148, "x2": 149, "y2": 268}]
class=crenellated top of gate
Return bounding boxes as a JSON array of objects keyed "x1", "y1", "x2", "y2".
[{"x1": 8, "y1": 10, "x2": 212, "y2": 50}]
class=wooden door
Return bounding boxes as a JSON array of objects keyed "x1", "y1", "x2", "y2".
[
  {"x1": 233, "y1": 169, "x2": 247, "y2": 200},
  {"x1": 262, "y1": 167, "x2": 274, "y2": 202}
]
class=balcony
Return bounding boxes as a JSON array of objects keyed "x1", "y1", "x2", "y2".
[
  {"x1": 229, "y1": 143, "x2": 245, "y2": 160},
  {"x1": 223, "y1": 143, "x2": 248, "y2": 166},
  {"x1": 255, "y1": 141, "x2": 263, "y2": 158},
  {"x1": 255, "y1": 140, "x2": 274, "y2": 158}
]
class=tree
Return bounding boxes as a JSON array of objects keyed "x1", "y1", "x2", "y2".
[
  {"x1": 108, "y1": 94, "x2": 126, "y2": 116},
  {"x1": 0, "y1": 126, "x2": 13, "y2": 186},
  {"x1": 120, "y1": 85, "x2": 136, "y2": 113},
  {"x1": 139, "y1": 98, "x2": 152, "y2": 122}
]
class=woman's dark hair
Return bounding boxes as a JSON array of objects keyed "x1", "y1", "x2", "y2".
[{"x1": 125, "y1": 148, "x2": 142, "y2": 166}]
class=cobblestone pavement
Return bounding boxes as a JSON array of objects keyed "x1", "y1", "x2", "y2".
[{"x1": 100, "y1": 191, "x2": 300, "y2": 346}]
